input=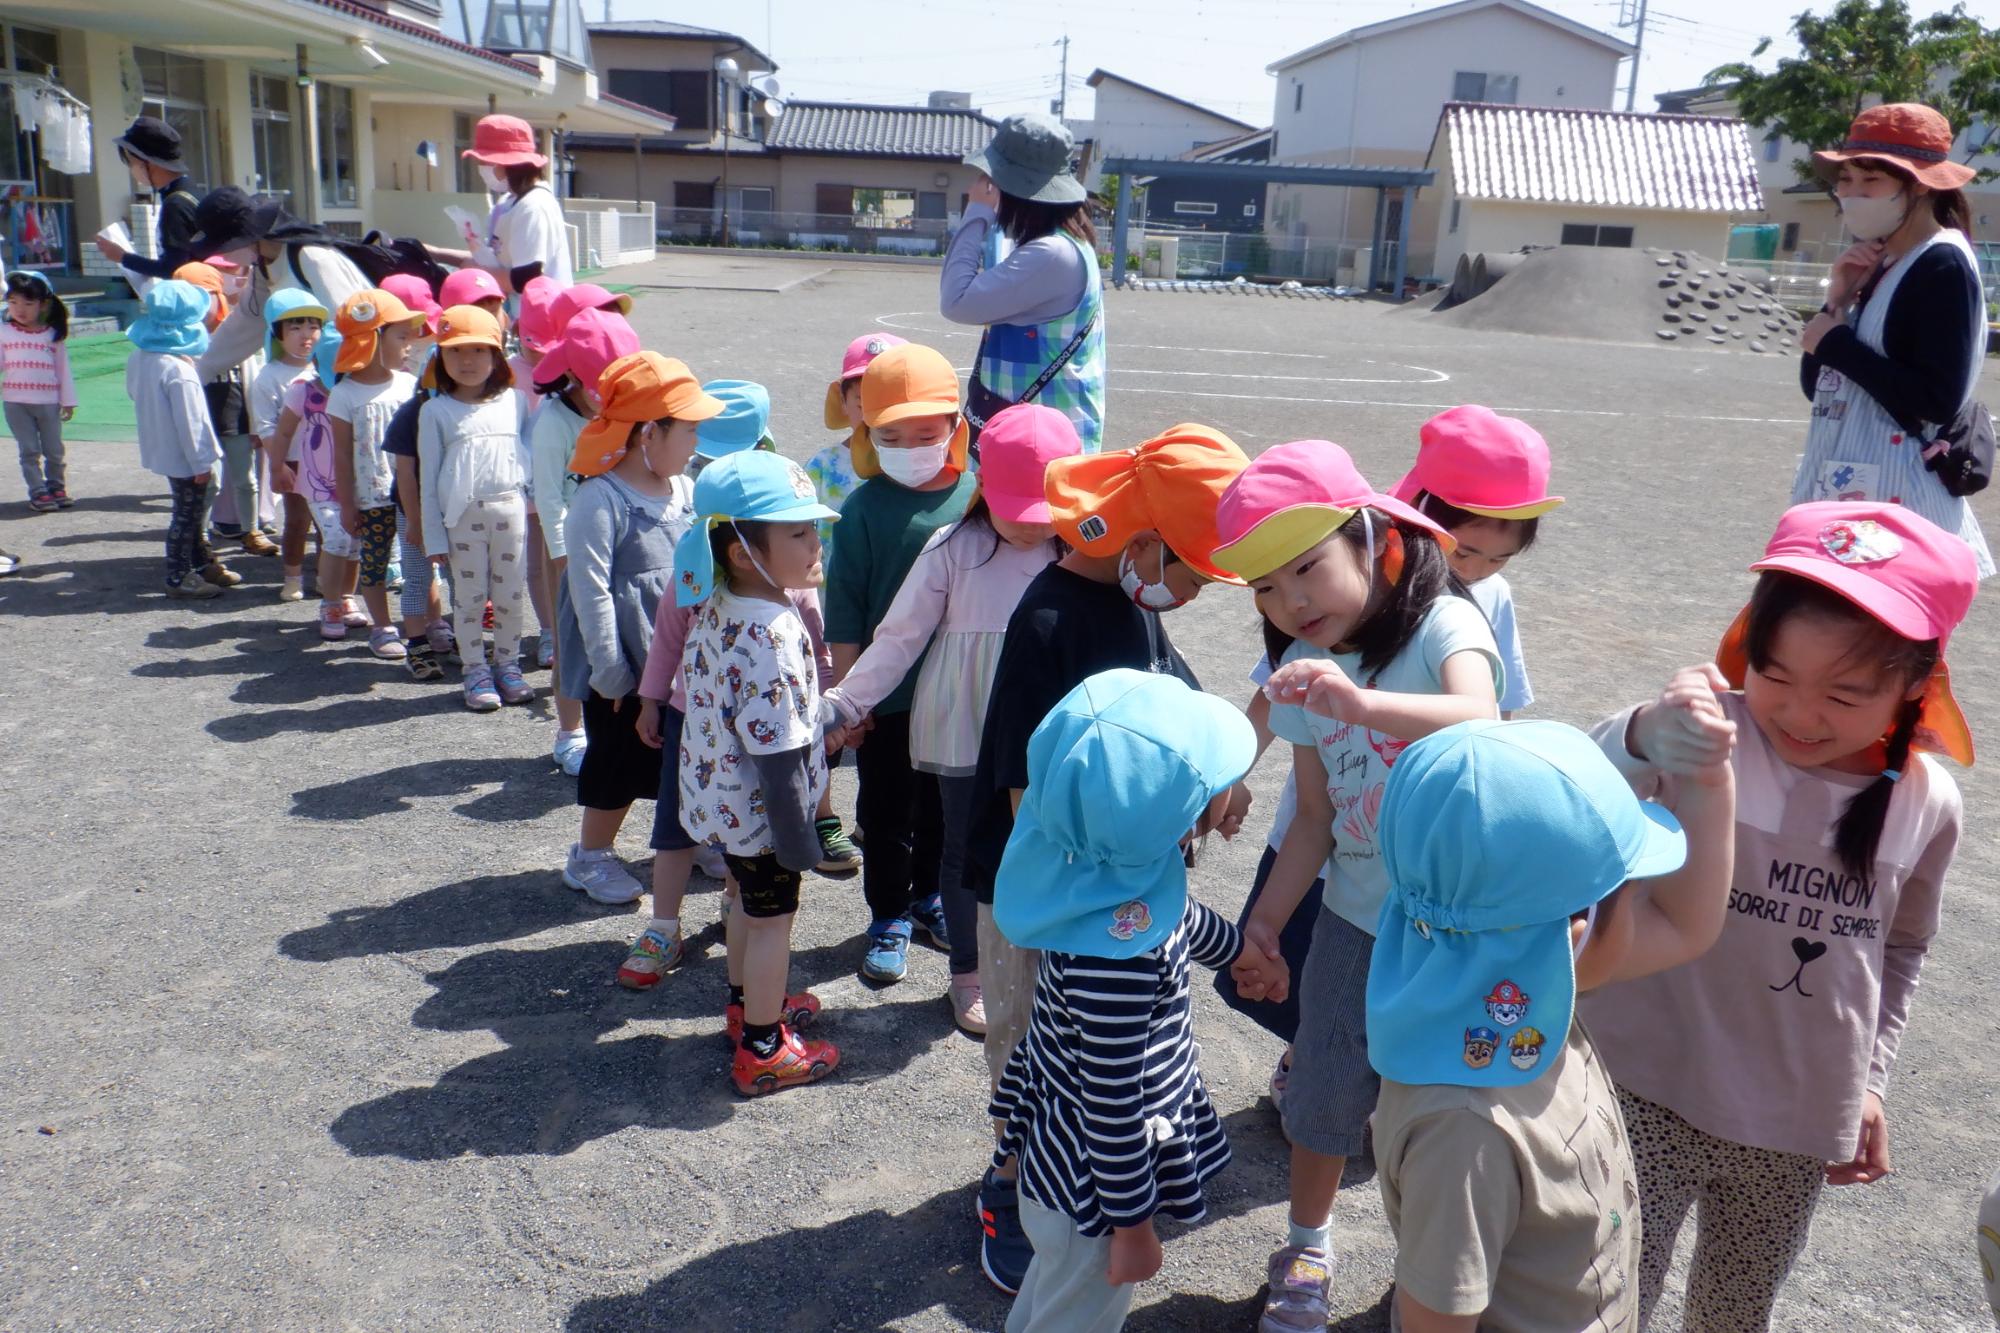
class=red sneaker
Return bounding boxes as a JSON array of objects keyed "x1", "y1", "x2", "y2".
[
  {"x1": 725, "y1": 991, "x2": 822, "y2": 1043},
  {"x1": 731, "y1": 1026, "x2": 839, "y2": 1097},
  {"x1": 482, "y1": 600, "x2": 495, "y2": 631}
]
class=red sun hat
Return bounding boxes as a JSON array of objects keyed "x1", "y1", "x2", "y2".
[
  {"x1": 1812, "y1": 103, "x2": 1976, "y2": 191},
  {"x1": 461, "y1": 114, "x2": 547, "y2": 168},
  {"x1": 1392, "y1": 405, "x2": 1564, "y2": 520}
]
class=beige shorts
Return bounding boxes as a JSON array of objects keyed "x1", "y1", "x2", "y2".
[{"x1": 977, "y1": 902, "x2": 1041, "y2": 1087}]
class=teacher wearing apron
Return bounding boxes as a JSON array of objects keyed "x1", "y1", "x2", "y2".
[
  {"x1": 1796, "y1": 103, "x2": 1992, "y2": 577},
  {"x1": 942, "y1": 113, "x2": 1106, "y2": 453},
  {"x1": 461, "y1": 114, "x2": 574, "y2": 293}
]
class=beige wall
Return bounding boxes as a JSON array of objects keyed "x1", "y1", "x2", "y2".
[
  {"x1": 371, "y1": 103, "x2": 462, "y2": 195},
  {"x1": 1442, "y1": 198, "x2": 1734, "y2": 273},
  {"x1": 588, "y1": 32, "x2": 772, "y2": 146},
  {"x1": 571, "y1": 148, "x2": 984, "y2": 220}
]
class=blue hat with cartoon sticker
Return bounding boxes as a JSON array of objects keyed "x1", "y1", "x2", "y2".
[
  {"x1": 1366, "y1": 718, "x2": 1687, "y2": 1088},
  {"x1": 994, "y1": 669, "x2": 1256, "y2": 959},
  {"x1": 673, "y1": 448, "x2": 837, "y2": 607},
  {"x1": 264, "y1": 287, "x2": 329, "y2": 358},
  {"x1": 695, "y1": 379, "x2": 774, "y2": 458}
]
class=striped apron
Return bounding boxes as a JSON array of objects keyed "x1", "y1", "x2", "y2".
[
  {"x1": 974, "y1": 233, "x2": 1107, "y2": 453},
  {"x1": 1792, "y1": 229, "x2": 1993, "y2": 578}
]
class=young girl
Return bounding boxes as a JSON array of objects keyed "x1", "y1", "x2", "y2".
[
  {"x1": 824, "y1": 342, "x2": 979, "y2": 986},
  {"x1": 1208, "y1": 439, "x2": 1502, "y2": 1332},
  {"x1": 417, "y1": 304, "x2": 533, "y2": 712},
  {"x1": 1392, "y1": 404, "x2": 1562, "y2": 717},
  {"x1": 1580, "y1": 500, "x2": 1975, "y2": 1330},
  {"x1": 328, "y1": 288, "x2": 423, "y2": 660},
  {"x1": 531, "y1": 306, "x2": 640, "y2": 774},
  {"x1": 808, "y1": 333, "x2": 908, "y2": 571},
  {"x1": 378, "y1": 275, "x2": 455, "y2": 680},
  {"x1": 2, "y1": 269, "x2": 76, "y2": 512},
  {"x1": 175, "y1": 260, "x2": 270, "y2": 562},
  {"x1": 276, "y1": 331, "x2": 368, "y2": 640},
  {"x1": 556, "y1": 351, "x2": 717, "y2": 905},
  {"x1": 821, "y1": 403, "x2": 1080, "y2": 1035},
  {"x1": 670, "y1": 448, "x2": 840, "y2": 1095},
  {"x1": 125, "y1": 279, "x2": 223, "y2": 599},
  {"x1": 251, "y1": 289, "x2": 326, "y2": 601}
]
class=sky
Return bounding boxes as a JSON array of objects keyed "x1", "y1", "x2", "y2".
[{"x1": 592, "y1": 0, "x2": 1979, "y2": 128}]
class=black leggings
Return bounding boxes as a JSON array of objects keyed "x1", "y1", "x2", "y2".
[
  {"x1": 165, "y1": 474, "x2": 215, "y2": 585},
  {"x1": 854, "y1": 710, "x2": 943, "y2": 924}
]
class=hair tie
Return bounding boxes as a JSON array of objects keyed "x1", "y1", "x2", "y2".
[
  {"x1": 1382, "y1": 525, "x2": 1406, "y2": 587},
  {"x1": 1881, "y1": 768, "x2": 1902, "y2": 783}
]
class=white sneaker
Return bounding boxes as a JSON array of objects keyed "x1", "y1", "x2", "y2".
[
  {"x1": 694, "y1": 843, "x2": 728, "y2": 881},
  {"x1": 562, "y1": 842, "x2": 643, "y2": 904}
]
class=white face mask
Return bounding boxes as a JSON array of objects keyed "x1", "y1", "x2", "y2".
[
  {"x1": 479, "y1": 164, "x2": 507, "y2": 193},
  {"x1": 1840, "y1": 190, "x2": 1908, "y2": 242},
  {"x1": 1118, "y1": 546, "x2": 1187, "y2": 612},
  {"x1": 876, "y1": 441, "x2": 949, "y2": 488}
]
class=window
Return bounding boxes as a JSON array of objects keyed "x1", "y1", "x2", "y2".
[
  {"x1": 1560, "y1": 223, "x2": 1634, "y2": 247},
  {"x1": 1763, "y1": 132, "x2": 1781, "y2": 163},
  {"x1": 916, "y1": 191, "x2": 947, "y2": 220},
  {"x1": 852, "y1": 187, "x2": 919, "y2": 227},
  {"x1": 734, "y1": 186, "x2": 773, "y2": 213},
  {"x1": 315, "y1": 82, "x2": 358, "y2": 209},
  {"x1": 1243, "y1": 202, "x2": 1258, "y2": 218},
  {"x1": 1450, "y1": 199, "x2": 1461, "y2": 233},
  {"x1": 1453, "y1": 71, "x2": 1518, "y2": 104},
  {"x1": 1293, "y1": 82, "x2": 1303, "y2": 113},
  {"x1": 674, "y1": 181, "x2": 716, "y2": 211},
  {"x1": 1781, "y1": 221, "x2": 1800, "y2": 251},
  {"x1": 606, "y1": 69, "x2": 710, "y2": 131},
  {"x1": 815, "y1": 184, "x2": 852, "y2": 218},
  {"x1": 250, "y1": 76, "x2": 295, "y2": 205},
  {"x1": 9, "y1": 24, "x2": 56, "y2": 75},
  {"x1": 0, "y1": 23, "x2": 60, "y2": 185},
  {"x1": 134, "y1": 47, "x2": 212, "y2": 189},
  {"x1": 1172, "y1": 200, "x2": 1218, "y2": 215}
]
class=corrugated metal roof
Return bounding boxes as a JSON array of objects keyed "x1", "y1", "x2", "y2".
[
  {"x1": 1442, "y1": 103, "x2": 1763, "y2": 212},
  {"x1": 766, "y1": 103, "x2": 997, "y2": 159}
]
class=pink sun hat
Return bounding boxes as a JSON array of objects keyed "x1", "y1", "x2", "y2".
[
  {"x1": 379, "y1": 274, "x2": 441, "y2": 336},
  {"x1": 461, "y1": 113, "x2": 547, "y2": 168},
  {"x1": 517, "y1": 275, "x2": 564, "y2": 354},
  {"x1": 550, "y1": 282, "x2": 633, "y2": 327},
  {"x1": 531, "y1": 306, "x2": 641, "y2": 393},
  {"x1": 440, "y1": 267, "x2": 505, "y2": 308},
  {"x1": 1213, "y1": 439, "x2": 1454, "y2": 582},
  {"x1": 823, "y1": 332, "x2": 909, "y2": 428},
  {"x1": 977, "y1": 404, "x2": 1083, "y2": 524},
  {"x1": 1391, "y1": 405, "x2": 1564, "y2": 520}
]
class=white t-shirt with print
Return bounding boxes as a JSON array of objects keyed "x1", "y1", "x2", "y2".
[
  {"x1": 1268, "y1": 594, "x2": 1503, "y2": 933},
  {"x1": 250, "y1": 358, "x2": 313, "y2": 442},
  {"x1": 326, "y1": 370, "x2": 417, "y2": 509},
  {"x1": 679, "y1": 589, "x2": 830, "y2": 857}
]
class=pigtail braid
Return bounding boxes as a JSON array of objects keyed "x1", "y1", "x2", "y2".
[{"x1": 1833, "y1": 695, "x2": 1921, "y2": 881}]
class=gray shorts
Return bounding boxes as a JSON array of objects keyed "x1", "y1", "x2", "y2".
[{"x1": 1282, "y1": 907, "x2": 1380, "y2": 1158}]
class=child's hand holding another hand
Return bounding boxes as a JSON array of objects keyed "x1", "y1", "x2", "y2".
[
  {"x1": 1630, "y1": 664, "x2": 1736, "y2": 783},
  {"x1": 1230, "y1": 928, "x2": 1290, "y2": 1004},
  {"x1": 636, "y1": 697, "x2": 663, "y2": 749},
  {"x1": 1266, "y1": 659, "x2": 1369, "y2": 725},
  {"x1": 1107, "y1": 1219, "x2": 1162, "y2": 1285}
]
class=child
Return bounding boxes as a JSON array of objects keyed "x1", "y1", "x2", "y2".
[
  {"x1": 966, "y1": 423, "x2": 1251, "y2": 1294},
  {"x1": 327, "y1": 288, "x2": 423, "y2": 660},
  {"x1": 670, "y1": 449, "x2": 841, "y2": 1094},
  {"x1": 1580, "y1": 501, "x2": 1975, "y2": 1330},
  {"x1": 556, "y1": 351, "x2": 718, "y2": 904},
  {"x1": 2, "y1": 269, "x2": 76, "y2": 512},
  {"x1": 821, "y1": 403, "x2": 1080, "y2": 1035},
  {"x1": 531, "y1": 306, "x2": 640, "y2": 774},
  {"x1": 808, "y1": 332, "x2": 907, "y2": 568},
  {"x1": 418, "y1": 304, "x2": 534, "y2": 712},
  {"x1": 439, "y1": 266, "x2": 506, "y2": 321},
  {"x1": 1391, "y1": 405, "x2": 1563, "y2": 717},
  {"x1": 250, "y1": 288, "x2": 326, "y2": 601},
  {"x1": 1207, "y1": 439, "x2": 1502, "y2": 1331},
  {"x1": 512, "y1": 274, "x2": 558, "y2": 665},
  {"x1": 175, "y1": 260, "x2": 271, "y2": 561},
  {"x1": 124, "y1": 279, "x2": 224, "y2": 599},
  {"x1": 378, "y1": 276, "x2": 456, "y2": 680},
  {"x1": 690, "y1": 379, "x2": 777, "y2": 474},
  {"x1": 824, "y1": 343, "x2": 979, "y2": 985},
  {"x1": 990, "y1": 669, "x2": 1286, "y2": 1331},
  {"x1": 275, "y1": 331, "x2": 368, "y2": 640},
  {"x1": 1368, "y1": 717, "x2": 1736, "y2": 1331}
]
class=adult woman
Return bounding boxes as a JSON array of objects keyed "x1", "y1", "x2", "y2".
[
  {"x1": 194, "y1": 191, "x2": 369, "y2": 380},
  {"x1": 942, "y1": 113, "x2": 1105, "y2": 453},
  {"x1": 1796, "y1": 102, "x2": 1992, "y2": 577},
  {"x1": 453, "y1": 114, "x2": 573, "y2": 292}
]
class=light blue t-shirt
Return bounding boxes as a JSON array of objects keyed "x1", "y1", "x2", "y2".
[
  {"x1": 1268, "y1": 594, "x2": 1503, "y2": 932},
  {"x1": 1470, "y1": 573, "x2": 1531, "y2": 714}
]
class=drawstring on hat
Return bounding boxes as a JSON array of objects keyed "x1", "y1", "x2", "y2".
[{"x1": 729, "y1": 518, "x2": 779, "y2": 588}]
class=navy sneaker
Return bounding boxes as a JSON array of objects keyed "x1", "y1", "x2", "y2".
[
  {"x1": 860, "y1": 917, "x2": 912, "y2": 983},
  {"x1": 909, "y1": 893, "x2": 950, "y2": 950},
  {"x1": 977, "y1": 1167, "x2": 1032, "y2": 1295}
]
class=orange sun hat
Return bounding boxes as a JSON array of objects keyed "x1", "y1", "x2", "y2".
[
  {"x1": 1045, "y1": 424, "x2": 1251, "y2": 585},
  {"x1": 570, "y1": 351, "x2": 726, "y2": 477},
  {"x1": 853, "y1": 342, "x2": 970, "y2": 479},
  {"x1": 172, "y1": 261, "x2": 230, "y2": 327},
  {"x1": 333, "y1": 288, "x2": 425, "y2": 373}
]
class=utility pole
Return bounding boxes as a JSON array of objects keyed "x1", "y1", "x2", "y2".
[
  {"x1": 1620, "y1": 0, "x2": 1648, "y2": 111},
  {"x1": 1056, "y1": 35, "x2": 1070, "y2": 119}
]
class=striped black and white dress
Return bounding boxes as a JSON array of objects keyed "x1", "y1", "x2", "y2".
[{"x1": 989, "y1": 899, "x2": 1242, "y2": 1237}]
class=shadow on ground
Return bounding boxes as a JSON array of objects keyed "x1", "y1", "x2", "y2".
[{"x1": 290, "y1": 755, "x2": 570, "y2": 822}]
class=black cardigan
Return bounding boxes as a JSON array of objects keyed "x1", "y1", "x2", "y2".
[{"x1": 1799, "y1": 242, "x2": 1984, "y2": 436}]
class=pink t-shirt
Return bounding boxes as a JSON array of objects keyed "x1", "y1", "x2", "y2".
[
  {"x1": 0, "y1": 321, "x2": 75, "y2": 407},
  {"x1": 639, "y1": 588, "x2": 832, "y2": 713}
]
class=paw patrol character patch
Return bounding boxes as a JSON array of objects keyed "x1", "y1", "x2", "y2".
[
  {"x1": 787, "y1": 459, "x2": 817, "y2": 501},
  {"x1": 1508, "y1": 1026, "x2": 1545, "y2": 1071},
  {"x1": 1484, "y1": 980, "x2": 1530, "y2": 1027},
  {"x1": 1819, "y1": 519, "x2": 1902, "y2": 566},
  {"x1": 1108, "y1": 900, "x2": 1152, "y2": 942},
  {"x1": 1462, "y1": 1026, "x2": 1498, "y2": 1070}
]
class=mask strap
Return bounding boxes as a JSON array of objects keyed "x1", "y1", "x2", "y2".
[
  {"x1": 1360, "y1": 508, "x2": 1376, "y2": 586},
  {"x1": 1572, "y1": 901, "x2": 1599, "y2": 962}
]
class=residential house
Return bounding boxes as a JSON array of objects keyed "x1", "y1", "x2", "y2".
[
  {"x1": 1137, "y1": 128, "x2": 1274, "y2": 234},
  {"x1": 1078, "y1": 69, "x2": 1256, "y2": 183},
  {"x1": 1265, "y1": 0, "x2": 1631, "y2": 278},
  {"x1": 1427, "y1": 102, "x2": 1763, "y2": 279}
]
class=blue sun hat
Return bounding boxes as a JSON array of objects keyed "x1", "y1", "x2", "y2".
[
  {"x1": 995, "y1": 669, "x2": 1256, "y2": 959},
  {"x1": 312, "y1": 328, "x2": 344, "y2": 387},
  {"x1": 694, "y1": 379, "x2": 774, "y2": 459},
  {"x1": 673, "y1": 448, "x2": 837, "y2": 607},
  {"x1": 1367, "y1": 719, "x2": 1687, "y2": 1089},
  {"x1": 264, "y1": 287, "x2": 329, "y2": 359},
  {"x1": 126, "y1": 279, "x2": 211, "y2": 357}
]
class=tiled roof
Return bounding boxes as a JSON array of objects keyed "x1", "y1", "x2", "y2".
[
  {"x1": 307, "y1": 0, "x2": 541, "y2": 75},
  {"x1": 765, "y1": 102, "x2": 997, "y2": 159},
  {"x1": 1439, "y1": 103, "x2": 1763, "y2": 212}
]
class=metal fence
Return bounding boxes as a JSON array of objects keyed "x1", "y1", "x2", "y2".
[
  {"x1": 1105, "y1": 230, "x2": 1397, "y2": 289},
  {"x1": 659, "y1": 207, "x2": 953, "y2": 256}
]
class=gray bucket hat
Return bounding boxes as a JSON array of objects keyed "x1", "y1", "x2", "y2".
[{"x1": 965, "y1": 113, "x2": 1086, "y2": 205}]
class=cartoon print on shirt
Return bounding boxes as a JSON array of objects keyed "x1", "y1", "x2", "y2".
[
  {"x1": 1484, "y1": 980, "x2": 1530, "y2": 1027},
  {"x1": 1463, "y1": 1026, "x2": 1498, "y2": 1070},
  {"x1": 1769, "y1": 936, "x2": 1830, "y2": 998}
]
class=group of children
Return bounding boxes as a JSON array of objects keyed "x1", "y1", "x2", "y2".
[{"x1": 21, "y1": 255, "x2": 1980, "y2": 1330}]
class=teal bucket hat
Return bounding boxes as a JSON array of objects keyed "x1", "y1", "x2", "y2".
[
  {"x1": 964, "y1": 113, "x2": 1087, "y2": 205},
  {"x1": 264, "y1": 287, "x2": 329, "y2": 359},
  {"x1": 1367, "y1": 719, "x2": 1686, "y2": 1089},
  {"x1": 673, "y1": 449, "x2": 837, "y2": 607},
  {"x1": 994, "y1": 669, "x2": 1255, "y2": 959},
  {"x1": 126, "y1": 279, "x2": 211, "y2": 357},
  {"x1": 695, "y1": 379, "x2": 774, "y2": 459}
]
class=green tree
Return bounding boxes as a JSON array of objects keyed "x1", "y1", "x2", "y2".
[{"x1": 1707, "y1": 0, "x2": 2000, "y2": 182}]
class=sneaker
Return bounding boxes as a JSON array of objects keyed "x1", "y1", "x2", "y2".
[
  {"x1": 978, "y1": 1168, "x2": 1032, "y2": 1295},
  {"x1": 210, "y1": 521, "x2": 246, "y2": 539},
  {"x1": 406, "y1": 640, "x2": 444, "y2": 681},
  {"x1": 617, "y1": 924, "x2": 685, "y2": 989},
  {"x1": 536, "y1": 637, "x2": 555, "y2": 670},
  {"x1": 27, "y1": 489, "x2": 57, "y2": 512},
  {"x1": 494, "y1": 662, "x2": 535, "y2": 704},
  {"x1": 694, "y1": 844, "x2": 728, "y2": 881},
  {"x1": 462, "y1": 664, "x2": 502, "y2": 713},
  {"x1": 814, "y1": 816, "x2": 863, "y2": 873},
  {"x1": 861, "y1": 918, "x2": 912, "y2": 984},
  {"x1": 724, "y1": 991, "x2": 822, "y2": 1043},
  {"x1": 279, "y1": 573, "x2": 305, "y2": 602},
  {"x1": 561, "y1": 842, "x2": 643, "y2": 905},
  {"x1": 341, "y1": 597, "x2": 371, "y2": 628},
  {"x1": 47, "y1": 484, "x2": 72, "y2": 510},
  {"x1": 909, "y1": 893, "x2": 950, "y2": 951},
  {"x1": 950, "y1": 974, "x2": 987, "y2": 1036},
  {"x1": 731, "y1": 1025, "x2": 839, "y2": 1097},
  {"x1": 240, "y1": 529, "x2": 280, "y2": 556},
  {"x1": 552, "y1": 728, "x2": 588, "y2": 777},
  {"x1": 426, "y1": 619, "x2": 460, "y2": 663},
  {"x1": 386, "y1": 559, "x2": 403, "y2": 591},
  {"x1": 1269, "y1": 1050, "x2": 1292, "y2": 1116},
  {"x1": 1259, "y1": 1246, "x2": 1333, "y2": 1333},
  {"x1": 200, "y1": 561, "x2": 242, "y2": 588},
  {"x1": 0, "y1": 549, "x2": 18, "y2": 577},
  {"x1": 318, "y1": 601, "x2": 350, "y2": 640},
  {"x1": 368, "y1": 626, "x2": 407, "y2": 661},
  {"x1": 166, "y1": 572, "x2": 223, "y2": 600}
]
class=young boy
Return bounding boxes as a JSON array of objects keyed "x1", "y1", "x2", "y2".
[
  {"x1": 1364, "y1": 715, "x2": 1736, "y2": 1331},
  {"x1": 125, "y1": 279, "x2": 225, "y2": 600},
  {"x1": 967, "y1": 422, "x2": 1254, "y2": 1294},
  {"x1": 326, "y1": 288, "x2": 423, "y2": 659},
  {"x1": 250, "y1": 289, "x2": 327, "y2": 602},
  {"x1": 672, "y1": 449, "x2": 842, "y2": 1095}
]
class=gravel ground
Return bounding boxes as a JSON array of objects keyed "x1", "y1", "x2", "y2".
[{"x1": 3, "y1": 252, "x2": 1997, "y2": 1332}]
